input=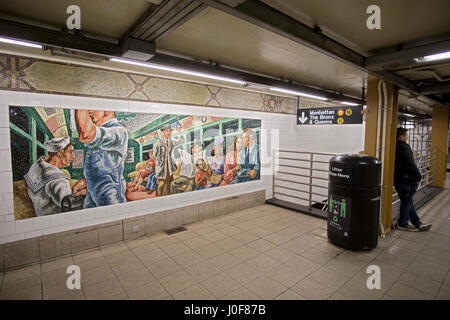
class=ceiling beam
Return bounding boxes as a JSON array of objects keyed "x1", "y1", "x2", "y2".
[
  {"x1": 420, "y1": 83, "x2": 450, "y2": 95},
  {"x1": 365, "y1": 39, "x2": 450, "y2": 70},
  {"x1": 122, "y1": 0, "x2": 206, "y2": 43},
  {"x1": 197, "y1": 0, "x2": 444, "y2": 106},
  {"x1": 0, "y1": 18, "x2": 120, "y2": 56}
]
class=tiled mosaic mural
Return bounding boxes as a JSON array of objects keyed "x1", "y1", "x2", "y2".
[{"x1": 10, "y1": 105, "x2": 261, "y2": 219}]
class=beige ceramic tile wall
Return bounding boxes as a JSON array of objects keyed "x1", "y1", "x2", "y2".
[{"x1": 0, "y1": 190, "x2": 265, "y2": 270}]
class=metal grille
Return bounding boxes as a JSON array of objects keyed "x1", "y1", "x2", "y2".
[
  {"x1": 394, "y1": 114, "x2": 435, "y2": 204},
  {"x1": 398, "y1": 115, "x2": 432, "y2": 155},
  {"x1": 272, "y1": 150, "x2": 338, "y2": 211}
]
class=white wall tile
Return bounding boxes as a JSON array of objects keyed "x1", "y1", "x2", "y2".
[
  {"x1": 60, "y1": 95, "x2": 78, "y2": 108},
  {"x1": 94, "y1": 207, "x2": 108, "y2": 219},
  {"x1": 0, "y1": 92, "x2": 10, "y2": 105},
  {"x1": 15, "y1": 218, "x2": 34, "y2": 233},
  {"x1": 79, "y1": 208, "x2": 95, "y2": 221},
  {"x1": 66, "y1": 211, "x2": 81, "y2": 224},
  {"x1": 3, "y1": 215, "x2": 14, "y2": 222},
  {"x1": 44, "y1": 94, "x2": 62, "y2": 108},
  {"x1": 9, "y1": 91, "x2": 27, "y2": 106},
  {"x1": 6, "y1": 233, "x2": 24, "y2": 242},
  {"x1": 27, "y1": 93, "x2": 46, "y2": 106},
  {"x1": 0, "y1": 199, "x2": 13, "y2": 214},
  {"x1": 71, "y1": 221, "x2": 88, "y2": 230},
  {"x1": 57, "y1": 224, "x2": 75, "y2": 233},
  {"x1": 3, "y1": 193, "x2": 13, "y2": 200},
  {"x1": 0, "y1": 221, "x2": 15, "y2": 236},
  {"x1": 24, "y1": 230, "x2": 43, "y2": 239},
  {"x1": 50, "y1": 214, "x2": 66, "y2": 227},
  {"x1": 1, "y1": 172, "x2": 12, "y2": 180},
  {"x1": 34, "y1": 216, "x2": 50, "y2": 230},
  {"x1": 0, "y1": 134, "x2": 11, "y2": 150}
]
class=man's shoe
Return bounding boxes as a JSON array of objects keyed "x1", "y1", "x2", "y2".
[
  {"x1": 397, "y1": 225, "x2": 419, "y2": 232},
  {"x1": 419, "y1": 224, "x2": 432, "y2": 232}
]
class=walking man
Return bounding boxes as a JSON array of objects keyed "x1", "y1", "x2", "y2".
[
  {"x1": 394, "y1": 127, "x2": 432, "y2": 232},
  {"x1": 153, "y1": 124, "x2": 184, "y2": 196}
]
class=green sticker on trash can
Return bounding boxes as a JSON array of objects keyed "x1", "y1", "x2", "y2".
[{"x1": 328, "y1": 194, "x2": 351, "y2": 237}]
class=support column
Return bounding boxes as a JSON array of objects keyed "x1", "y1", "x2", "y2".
[
  {"x1": 430, "y1": 106, "x2": 449, "y2": 188},
  {"x1": 363, "y1": 80, "x2": 379, "y2": 157},
  {"x1": 364, "y1": 79, "x2": 399, "y2": 234}
]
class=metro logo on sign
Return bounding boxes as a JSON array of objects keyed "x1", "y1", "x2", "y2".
[{"x1": 297, "y1": 106, "x2": 363, "y2": 125}]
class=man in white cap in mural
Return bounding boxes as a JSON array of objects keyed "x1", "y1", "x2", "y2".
[
  {"x1": 25, "y1": 137, "x2": 84, "y2": 216},
  {"x1": 75, "y1": 110, "x2": 128, "y2": 208},
  {"x1": 153, "y1": 123, "x2": 184, "y2": 196}
]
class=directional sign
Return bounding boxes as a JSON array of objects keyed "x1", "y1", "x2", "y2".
[{"x1": 297, "y1": 106, "x2": 363, "y2": 125}]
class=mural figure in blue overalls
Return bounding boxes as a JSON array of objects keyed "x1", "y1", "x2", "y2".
[{"x1": 75, "y1": 110, "x2": 128, "y2": 208}]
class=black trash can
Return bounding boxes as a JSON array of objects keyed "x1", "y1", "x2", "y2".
[{"x1": 327, "y1": 154, "x2": 381, "y2": 250}]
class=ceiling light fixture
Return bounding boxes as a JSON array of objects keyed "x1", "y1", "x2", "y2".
[
  {"x1": 109, "y1": 57, "x2": 247, "y2": 85},
  {"x1": 340, "y1": 101, "x2": 360, "y2": 106},
  {"x1": 268, "y1": 87, "x2": 328, "y2": 100},
  {"x1": 0, "y1": 37, "x2": 42, "y2": 49},
  {"x1": 415, "y1": 51, "x2": 450, "y2": 63}
]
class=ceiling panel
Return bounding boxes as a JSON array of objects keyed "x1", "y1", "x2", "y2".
[
  {"x1": 261, "y1": 0, "x2": 450, "y2": 55},
  {"x1": 157, "y1": 7, "x2": 367, "y2": 98},
  {"x1": 0, "y1": 0, "x2": 151, "y2": 38}
]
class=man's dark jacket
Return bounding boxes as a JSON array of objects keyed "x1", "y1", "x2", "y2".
[{"x1": 394, "y1": 140, "x2": 422, "y2": 186}]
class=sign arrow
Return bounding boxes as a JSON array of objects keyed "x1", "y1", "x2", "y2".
[{"x1": 299, "y1": 112, "x2": 308, "y2": 124}]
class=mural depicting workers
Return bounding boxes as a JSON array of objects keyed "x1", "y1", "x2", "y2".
[
  {"x1": 24, "y1": 137, "x2": 86, "y2": 216},
  {"x1": 75, "y1": 110, "x2": 128, "y2": 208},
  {"x1": 206, "y1": 136, "x2": 225, "y2": 188},
  {"x1": 171, "y1": 139, "x2": 207, "y2": 194},
  {"x1": 9, "y1": 106, "x2": 261, "y2": 220},
  {"x1": 153, "y1": 124, "x2": 184, "y2": 196},
  {"x1": 130, "y1": 150, "x2": 157, "y2": 195},
  {"x1": 232, "y1": 128, "x2": 260, "y2": 184}
]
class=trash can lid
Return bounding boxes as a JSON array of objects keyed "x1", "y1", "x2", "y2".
[
  {"x1": 329, "y1": 154, "x2": 381, "y2": 188},
  {"x1": 330, "y1": 154, "x2": 381, "y2": 166}
]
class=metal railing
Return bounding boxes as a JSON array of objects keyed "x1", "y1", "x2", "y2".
[
  {"x1": 272, "y1": 150, "x2": 338, "y2": 211},
  {"x1": 392, "y1": 147, "x2": 437, "y2": 205},
  {"x1": 272, "y1": 147, "x2": 437, "y2": 210}
]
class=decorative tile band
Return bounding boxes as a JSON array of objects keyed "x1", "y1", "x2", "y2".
[{"x1": 0, "y1": 53, "x2": 333, "y2": 114}]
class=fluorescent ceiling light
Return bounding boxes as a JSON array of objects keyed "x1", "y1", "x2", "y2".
[
  {"x1": 340, "y1": 101, "x2": 360, "y2": 106},
  {"x1": 0, "y1": 37, "x2": 42, "y2": 49},
  {"x1": 415, "y1": 51, "x2": 450, "y2": 63},
  {"x1": 423, "y1": 51, "x2": 450, "y2": 62},
  {"x1": 109, "y1": 57, "x2": 246, "y2": 85},
  {"x1": 268, "y1": 87, "x2": 328, "y2": 100}
]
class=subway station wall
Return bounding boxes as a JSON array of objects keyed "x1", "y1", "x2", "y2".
[{"x1": 0, "y1": 53, "x2": 364, "y2": 243}]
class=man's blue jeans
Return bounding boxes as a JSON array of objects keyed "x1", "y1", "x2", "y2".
[{"x1": 394, "y1": 183, "x2": 422, "y2": 228}]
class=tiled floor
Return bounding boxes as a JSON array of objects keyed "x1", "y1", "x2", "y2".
[{"x1": 1, "y1": 186, "x2": 449, "y2": 300}]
